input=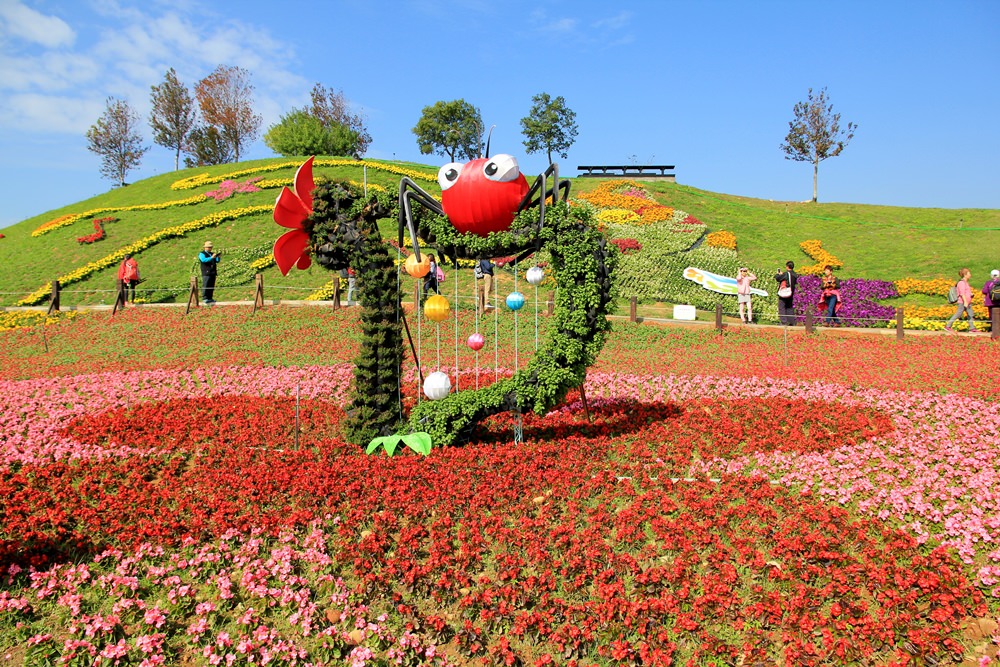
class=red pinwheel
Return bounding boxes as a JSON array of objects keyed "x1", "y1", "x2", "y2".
[{"x1": 272, "y1": 157, "x2": 316, "y2": 275}]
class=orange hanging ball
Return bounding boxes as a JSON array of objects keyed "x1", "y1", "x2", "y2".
[
  {"x1": 404, "y1": 253, "x2": 431, "y2": 278},
  {"x1": 424, "y1": 295, "x2": 450, "y2": 322}
]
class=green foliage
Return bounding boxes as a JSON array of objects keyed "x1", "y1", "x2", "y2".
[
  {"x1": 366, "y1": 432, "x2": 431, "y2": 456},
  {"x1": 520, "y1": 92, "x2": 579, "y2": 164},
  {"x1": 412, "y1": 99, "x2": 483, "y2": 162},
  {"x1": 183, "y1": 126, "x2": 233, "y2": 167},
  {"x1": 149, "y1": 68, "x2": 197, "y2": 171},
  {"x1": 309, "y1": 83, "x2": 372, "y2": 157},
  {"x1": 780, "y1": 87, "x2": 857, "y2": 202},
  {"x1": 405, "y1": 201, "x2": 618, "y2": 446},
  {"x1": 263, "y1": 109, "x2": 359, "y2": 158},
  {"x1": 306, "y1": 180, "x2": 404, "y2": 445},
  {"x1": 85, "y1": 97, "x2": 149, "y2": 186}
]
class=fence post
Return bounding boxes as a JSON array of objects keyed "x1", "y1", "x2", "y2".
[
  {"x1": 715, "y1": 303, "x2": 723, "y2": 332},
  {"x1": 548, "y1": 292, "x2": 555, "y2": 316},
  {"x1": 252, "y1": 273, "x2": 265, "y2": 314},
  {"x1": 112, "y1": 279, "x2": 126, "y2": 316},
  {"x1": 630, "y1": 296, "x2": 637, "y2": 323},
  {"x1": 896, "y1": 307, "x2": 905, "y2": 340},
  {"x1": 47, "y1": 280, "x2": 61, "y2": 315},
  {"x1": 332, "y1": 276, "x2": 341, "y2": 310},
  {"x1": 414, "y1": 282, "x2": 420, "y2": 310},
  {"x1": 805, "y1": 308, "x2": 814, "y2": 333},
  {"x1": 992, "y1": 307, "x2": 999, "y2": 341},
  {"x1": 185, "y1": 277, "x2": 199, "y2": 314}
]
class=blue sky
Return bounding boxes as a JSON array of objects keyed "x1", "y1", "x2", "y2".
[{"x1": 1, "y1": 0, "x2": 997, "y2": 229}]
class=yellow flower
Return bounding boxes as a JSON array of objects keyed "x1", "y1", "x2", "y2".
[
  {"x1": 706, "y1": 230, "x2": 737, "y2": 250},
  {"x1": 171, "y1": 159, "x2": 436, "y2": 191}
]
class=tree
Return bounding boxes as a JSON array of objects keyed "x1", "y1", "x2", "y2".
[
  {"x1": 183, "y1": 125, "x2": 234, "y2": 168},
  {"x1": 309, "y1": 83, "x2": 371, "y2": 156},
  {"x1": 264, "y1": 109, "x2": 359, "y2": 157},
  {"x1": 149, "y1": 68, "x2": 197, "y2": 170},
  {"x1": 85, "y1": 97, "x2": 148, "y2": 186},
  {"x1": 412, "y1": 99, "x2": 483, "y2": 162},
  {"x1": 194, "y1": 65, "x2": 262, "y2": 162},
  {"x1": 780, "y1": 87, "x2": 857, "y2": 202},
  {"x1": 520, "y1": 92, "x2": 579, "y2": 164}
]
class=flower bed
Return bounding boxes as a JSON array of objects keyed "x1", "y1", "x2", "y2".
[{"x1": 2, "y1": 364, "x2": 998, "y2": 664}]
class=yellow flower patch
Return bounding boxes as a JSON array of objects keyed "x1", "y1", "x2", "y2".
[
  {"x1": 797, "y1": 240, "x2": 844, "y2": 275},
  {"x1": 576, "y1": 180, "x2": 673, "y2": 226},
  {"x1": 0, "y1": 310, "x2": 79, "y2": 332},
  {"x1": 171, "y1": 159, "x2": 436, "y2": 191},
  {"x1": 706, "y1": 230, "x2": 737, "y2": 250},
  {"x1": 894, "y1": 277, "x2": 954, "y2": 297},
  {"x1": 32, "y1": 195, "x2": 208, "y2": 237}
]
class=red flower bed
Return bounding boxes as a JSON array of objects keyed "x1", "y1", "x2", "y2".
[
  {"x1": 76, "y1": 216, "x2": 116, "y2": 244},
  {"x1": 0, "y1": 393, "x2": 981, "y2": 664}
]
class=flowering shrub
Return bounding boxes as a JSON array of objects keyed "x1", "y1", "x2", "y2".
[
  {"x1": 797, "y1": 239, "x2": 844, "y2": 275},
  {"x1": 705, "y1": 229, "x2": 736, "y2": 249},
  {"x1": 203, "y1": 177, "x2": 262, "y2": 201},
  {"x1": 75, "y1": 217, "x2": 116, "y2": 244},
  {"x1": 792, "y1": 275, "x2": 898, "y2": 325}
]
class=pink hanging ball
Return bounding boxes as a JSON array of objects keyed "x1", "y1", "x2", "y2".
[{"x1": 467, "y1": 333, "x2": 486, "y2": 351}]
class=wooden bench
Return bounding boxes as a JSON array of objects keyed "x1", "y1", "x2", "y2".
[{"x1": 577, "y1": 165, "x2": 676, "y2": 180}]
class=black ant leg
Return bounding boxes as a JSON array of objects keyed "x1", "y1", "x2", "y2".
[
  {"x1": 514, "y1": 163, "x2": 572, "y2": 262},
  {"x1": 398, "y1": 177, "x2": 444, "y2": 263}
]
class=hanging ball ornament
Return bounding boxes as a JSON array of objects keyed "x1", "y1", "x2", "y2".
[
  {"x1": 423, "y1": 371, "x2": 452, "y2": 400},
  {"x1": 526, "y1": 266, "x2": 545, "y2": 286},
  {"x1": 424, "y1": 295, "x2": 450, "y2": 322},
  {"x1": 404, "y1": 253, "x2": 431, "y2": 278},
  {"x1": 506, "y1": 291, "x2": 526, "y2": 311},
  {"x1": 467, "y1": 332, "x2": 485, "y2": 351}
]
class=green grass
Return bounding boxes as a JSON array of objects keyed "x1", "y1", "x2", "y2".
[{"x1": 1, "y1": 157, "x2": 997, "y2": 308}]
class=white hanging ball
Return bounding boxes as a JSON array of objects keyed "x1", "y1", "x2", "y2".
[
  {"x1": 526, "y1": 266, "x2": 545, "y2": 286},
  {"x1": 423, "y1": 371, "x2": 452, "y2": 400}
]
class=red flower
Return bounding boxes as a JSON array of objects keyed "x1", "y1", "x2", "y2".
[{"x1": 272, "y1": 157, "x2": 316, "y2": 275}]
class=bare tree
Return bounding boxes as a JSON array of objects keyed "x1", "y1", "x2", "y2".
[
  {"x1": 780, "y1": 87, "x2": 857, "y2": 202},
  {"x1": 150, "y1": 68, "x2": 197, "y2": 170},
  {"x1": 195, "y1": 65, "x2": 262, "y2": 162},
  {"x1": 309, "y1": 83, "x2": 372, "y2": 157},
  {"x1": 85, "y1": 97, "x2": 148, "y2": 186}
]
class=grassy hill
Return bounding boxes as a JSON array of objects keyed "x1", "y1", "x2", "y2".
[{"x1": 0, "y1": 156, "x2": 997, "y2": 311}]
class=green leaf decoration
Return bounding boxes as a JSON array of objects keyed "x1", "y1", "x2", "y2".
[
  {"x1": 402, "y1": 432, "x2": 432, "y2": 456},
  {"x1": 365, "y1": 436, "x2": 390, "y2": 454}
]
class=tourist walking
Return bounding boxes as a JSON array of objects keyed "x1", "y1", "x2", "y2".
[
  {"x1": 476, "y1": 258, "x2": 495, "y2": 312},
  {"x1": 945, "y1": 268, "x2": 977, "y2": 333},
  {"x1": 774, "y1": 261, "x2": 798, "y2": 326},
  {"x1": 736, "y1": 267, "x2": 756, "y2": 323},
  {"x1": 820, "y1": 265, "x2": 842, "y2": 325},
  {"x1": 199, "y1": 241, "x2": 222, "y2": 304},
  {"x1": 424, "y1": 254, "x2": 440, "y2": 295}
]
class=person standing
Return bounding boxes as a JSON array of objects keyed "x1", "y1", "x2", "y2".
[
  {"x1": 820, "y1": 265, "x2": 842, "y2": 326},
  {"x1": 945, "y1": 268, "x2": 977, "y2": 333},
  {"x1": 117, "y1": 253, "x2": 140, "y2": 305},
  {"x1": 424, "y1": 254, "x2": 440, "y2": 295},
  {"x1": 982, "y1": 269, "x2": 1000, "y2": 328},
  {"x1": 476, "y1": 257, "x2": 495, "y2": 312},
  {"x1": 339, "y1": 267, "x2": 357, "y2": 304},
  {"x1": 735, "y1": 267, "x2": 756, "y2": 324},
  {"x1": 199, "y1": 241, "x2": 221, "y2": 304},
  {"x1": 774, "y1": 261, "x2": 798, "y2": 326}
]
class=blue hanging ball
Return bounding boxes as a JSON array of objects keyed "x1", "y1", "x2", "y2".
[{"x1": 506, "y1": 291, "x2": 526, "y2": 311}]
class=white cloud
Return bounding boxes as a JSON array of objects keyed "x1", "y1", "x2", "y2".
[
  {"x1": 0, "y1": 92, "x2": 103, "y2": 132},
  {"x1": 0, "y1": 0, "x2": 75, "y2": 48}
]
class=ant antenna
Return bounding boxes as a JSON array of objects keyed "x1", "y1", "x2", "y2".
[{"x1": 484, "y1": 125, "x2": 496, "y2": 159}]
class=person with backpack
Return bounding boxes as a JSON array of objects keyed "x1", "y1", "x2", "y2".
[
  {"x1": 774, "y1": 261, "x2": 798, "y2": 326},
  {"x1": 983, "y1": 269, "x2": 1000, "y2": 327},
  {"x1": 424, "y1": 254, "x2": 440, "y2": 295},
  {"x1": 476, "y1": 258, "x2": 495, "y2": 312},
  {"x1": 117, "y1": 253, "x2": 140, "y2": 305},
  {"x1": 945, "y1": 268, "x2": 977, "y2": 333}
]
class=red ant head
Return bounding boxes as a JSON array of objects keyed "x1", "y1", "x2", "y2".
[{"x1": 438, "y1": 154, "x2": 529, "y2": 237}]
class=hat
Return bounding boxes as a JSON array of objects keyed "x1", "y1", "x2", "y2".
[
  {"x1": 992, "y1": 269, "x2": 1000, "y2": 279},
  {"x1": 203, "y1": 241, "x2": 213, "y2": 249}
]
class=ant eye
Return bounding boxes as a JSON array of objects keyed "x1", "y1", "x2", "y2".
[
  {"x1": 437, "y1": 162, "x2": 463, "y2": 191},
  {"x1": 482, "y1": 154, "x2": 519, "y2": 182}
]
